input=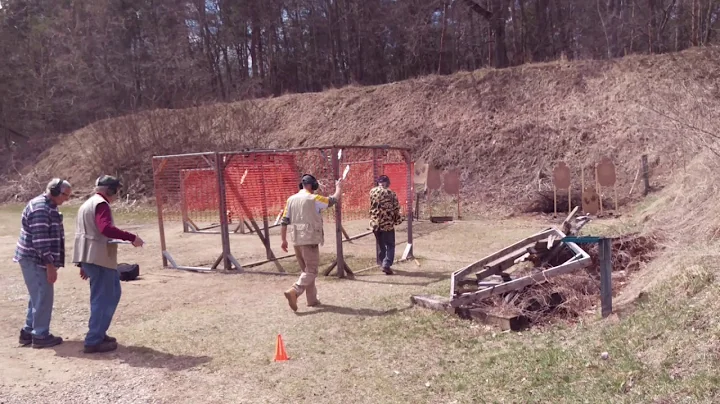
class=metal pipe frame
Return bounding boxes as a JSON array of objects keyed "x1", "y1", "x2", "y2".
[{"x1": 154, "y1": 146, "x2": 414, "y2": 276}]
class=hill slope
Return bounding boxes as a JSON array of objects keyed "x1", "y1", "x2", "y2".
[{"x1": 4, "y1": 47, "x2": 720, "y2": 216}]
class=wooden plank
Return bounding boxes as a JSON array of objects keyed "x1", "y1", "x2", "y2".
[
  {"x1": 322, "y1": 261, "x2": 338, "y2": 276},
  {"x1": 475, "y1": 246, "x2": 533, "y2": 280},
  {"x1": 477, "y1": 281, "x2": 503, "y2": 288},
  {"x1": 430, "y1": 216, "x2": 453, "y2": 223},
  {"x1": 242, "y1": 254, "x2": 296, "y2": 268},
  {"x1": 459, "y1": 308, "x2": 529, "y2": 331},
  {"x1": 451, "y1": 256, "x2": 592, "y2": 307},
  {"x1": 341, "y1": 226, "x2": 352, "y2": 242},
  {"x1": 410, "y1": 295, "x2": 454, "y2": 314},
  {"x1": 175, "y1": 265, "x2": 213, "y2": 273},
  {"x1": 211, "y1": 253, "x2": 224, "y2": 270},
  {"x1": 332, "y1": 147, "x2": 346, "y2": 278},
  {"x1": 342, "y1": 230, "x2": 373, "y2": 243},
  {"x1": 452, "y1": 228, "x2": 556, "y2": 285},
  {"x1": 215, "y1": 152, "x2": 232, "y2": 270}
]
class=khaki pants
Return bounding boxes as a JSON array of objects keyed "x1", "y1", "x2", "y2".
[{"x1": 292, "y1": 245, "x2": 320, "y2": 304}]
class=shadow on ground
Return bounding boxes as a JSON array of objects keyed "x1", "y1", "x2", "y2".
[
  {"x1": 350, "y1": 269, "x2": 450, "y2": 286},
  {"x1": 295, "y1": 304, "x2": 413, "y2": 317},
  {"x1": 49, "y1": 341, "x2": 212, "y2": 371}
]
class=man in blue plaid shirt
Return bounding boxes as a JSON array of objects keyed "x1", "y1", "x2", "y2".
[{"x1": 14, "y1": 178, "x2": 72, "y2": 348}]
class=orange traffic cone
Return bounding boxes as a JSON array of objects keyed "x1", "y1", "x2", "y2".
[{"x1": 274, "y1": 334, "x2": 289, "y2": 361}]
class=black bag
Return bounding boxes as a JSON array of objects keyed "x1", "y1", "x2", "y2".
[{"x1": 117, "y1": 263, "x2": 140, "y2": 281}]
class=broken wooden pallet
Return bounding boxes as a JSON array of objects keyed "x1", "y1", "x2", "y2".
[{"x1": 449, "y1": 207, "x2": 592, "y2": 307}]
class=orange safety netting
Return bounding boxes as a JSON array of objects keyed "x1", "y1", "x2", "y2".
[{"x1": 177, "y1": 152, "x2": 412, "y2": 225}]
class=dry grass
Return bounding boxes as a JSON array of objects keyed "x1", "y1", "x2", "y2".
[{"x1": 4, "y1": 47, "x2": 720, "y2": 218}]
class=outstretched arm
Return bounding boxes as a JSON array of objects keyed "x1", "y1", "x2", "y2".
[{"x1": 95, "y1": 203, "x2": 136, "y2": 241}]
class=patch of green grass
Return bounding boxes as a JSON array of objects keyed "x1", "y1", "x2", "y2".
[{"x1": 334, "y1": 254, "x2": 720, "y2": 403}]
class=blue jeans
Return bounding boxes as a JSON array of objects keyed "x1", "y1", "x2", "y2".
[
  {"x1": 374, "y1": 230, "x2": 396, "y2": 268},
  {"x1": 19, "y1": 258, "x2": 54, "y2": 337},
  {"x1": 81, "y1": 263, "x2": 121, "y2": 346}
]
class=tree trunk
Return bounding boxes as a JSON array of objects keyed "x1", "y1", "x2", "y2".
[{"x1": 461, "y1": 0, "x2": 509, "y2": 68}]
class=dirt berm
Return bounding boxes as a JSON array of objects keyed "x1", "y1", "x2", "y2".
[{"x1": 5, "y1": 47, "x2": 719, "y2": 216}]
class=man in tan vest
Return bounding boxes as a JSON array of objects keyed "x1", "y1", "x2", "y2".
[
  {"x1": 280, "y1": 174, "x2": 343, "y2": 312},
  {"x1": 73, "y1": 175, "x2": 144, "y2": 353}
]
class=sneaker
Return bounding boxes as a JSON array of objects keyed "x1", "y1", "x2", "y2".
[
  {"x1": 104, "y1": 335, "x2": 117, "y2": 343},
  {"x1": 283, "y1": 288, "x2": 298, "y2": 312},
  {"x1": 32, "y1": 334, "x2": 63, "y2": 349},
  {"x1": 83, "y1": 340, "x2": 118, "y2": 354},
  {"x1": 19, "y1": 329, "x2": 32, "y2": 346},
  {"x1": 382, "y1": 267, "x2": 394, "y2": 275}
]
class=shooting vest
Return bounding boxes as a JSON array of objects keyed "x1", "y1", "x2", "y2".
[
  {"x1": 287, "y1": 190, "x2": 325, "y2": 246},
  {"x1": 73, "y1": 194, "x2": 118, "y2": 269}
]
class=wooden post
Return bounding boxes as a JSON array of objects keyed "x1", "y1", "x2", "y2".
[
  {"x1": 614, "y1": 184, "x2": 619, "y2": 212},
  {"x1": 642, "y1": 154, "x2": 650, "y2": 196},
  {"x1": 457, "y1": 191, "x2": 461, "y2": 219},
  {"x1": 568, "y1": 186, "x2": 571, "y2": 214},
  {"x1": 153, "y1": 159, "x2": 168, "y2": 267},
  {"x1": 180, "y1": 171, "x2": 189, "y2": 233},
  {"x1": 215, "y1": 153, "x2": 232, "y2": 270},
  {"x1": 596, "y1": 163, "x2": 603, "y2": 216},
  {"x1": 332, "y1": 147, "x2": 346, "y2": 278},
  {"x1": 553, "y1": 186, "x2": 557, "y2": 217},
  {"x1": 259, "y1": 156, "x2": 272, "y2": 259},
  {"x1": 373, "y1": 149, "x2": 380, "y2": 261},
  {"x1": 599, "y1": 237, "x2": 613, "y2": 318},
  {"x1": 404, "y1": 151, "x2": 414, "y2": 258}
]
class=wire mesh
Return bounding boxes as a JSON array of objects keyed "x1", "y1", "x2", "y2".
[
  {"x1": 153, "y1": 153, "x2": 220, "y2": 228},
  {"x1": 153, "y1": 146, "x2": 413, "y2": 269}
]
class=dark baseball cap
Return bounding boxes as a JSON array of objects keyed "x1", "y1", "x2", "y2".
[
  {"x1": 96, "y1": 175, "x2": 122, "y2": 188},
  {"x1": 377, "y1": 175, "x2": 390, "y2": 184}
]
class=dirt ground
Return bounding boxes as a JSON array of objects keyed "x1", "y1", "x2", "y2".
[{"x1": 0, "y1": 203, "x2": 555, "y2": 404}]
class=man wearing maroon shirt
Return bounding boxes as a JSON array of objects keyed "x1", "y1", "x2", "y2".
[{"x1": 73, "y1": 175, "x2": 144, "y2": 353}]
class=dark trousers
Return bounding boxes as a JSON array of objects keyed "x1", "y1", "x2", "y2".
[{"x1": 374, "y1": 230, "x2": 396, "y2": 268}]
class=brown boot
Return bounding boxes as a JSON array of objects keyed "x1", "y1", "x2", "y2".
[{"x1": 284, "y1": 288, "x2": 298, "y2": 312}]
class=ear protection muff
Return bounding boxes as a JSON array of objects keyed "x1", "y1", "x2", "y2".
[
  {"x1": 299, "y1": 174, "x2": 319, "y2": 191},
  {"x1": 50, "y1": 179, "x2": 65, "y2": 197}
]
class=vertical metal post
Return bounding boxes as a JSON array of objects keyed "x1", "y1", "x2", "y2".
[
  {"x1": 403, "y1": 151, "x2": 414, "y2": 258},
  {"x1": 642, "y1": 154, "x2": 650, "y2": 196},
  {"x1": 153, "y1": 159, "x2": 168, "y2": 267},
  {"x1": 215, "y1": 153, "x2": 232, "y2": 270},
  {"x1": 332, "y1": 147, "x2": 346, "y2": 277},
  {"x1": 599, "y1": 237, "x2": 613, "y2": 318}
]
